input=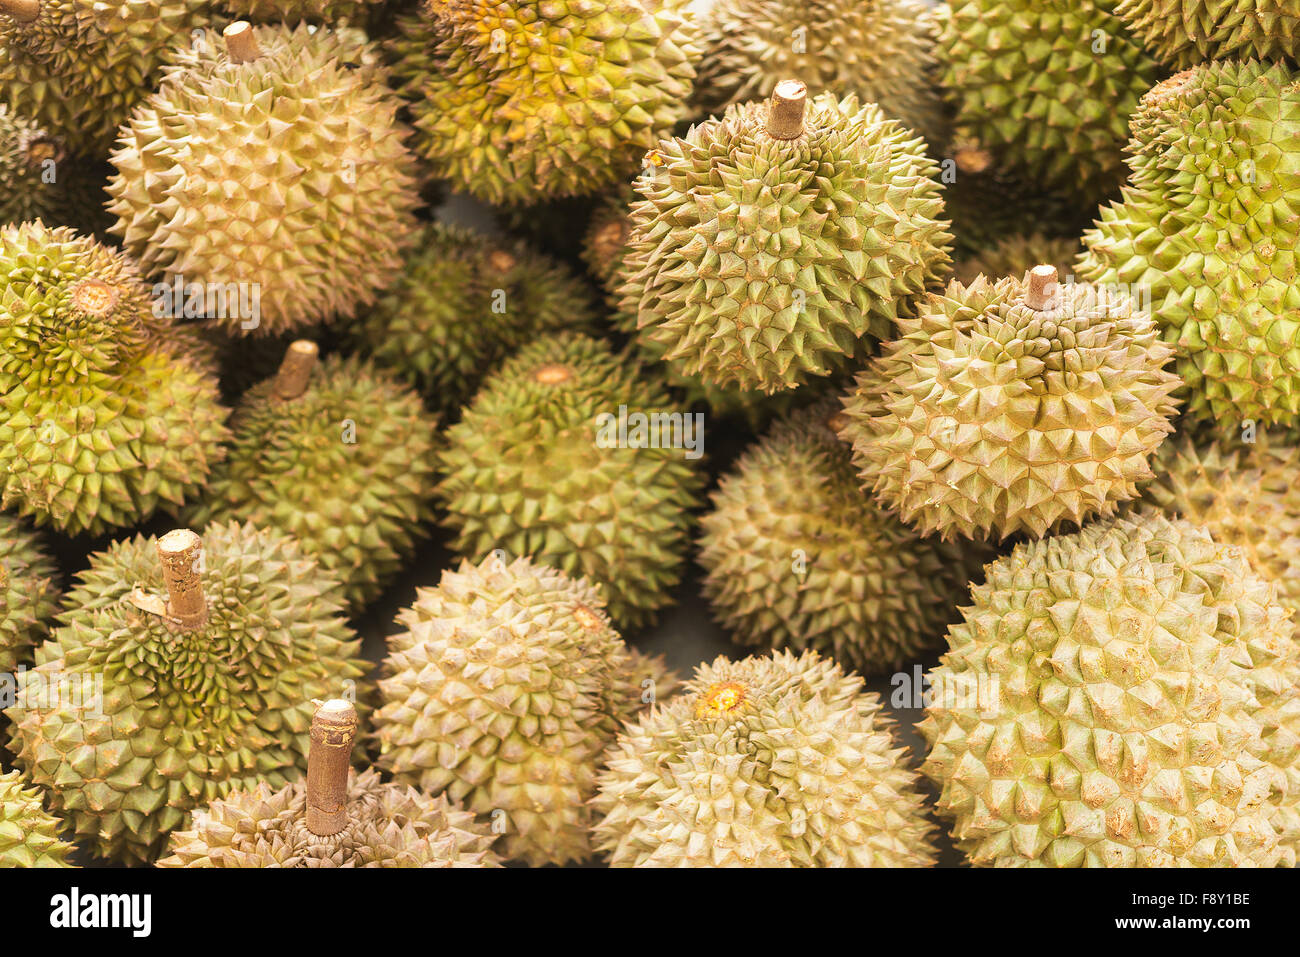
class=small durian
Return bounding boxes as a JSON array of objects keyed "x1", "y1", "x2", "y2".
[
  {"x1": 593, "y1": 650, "x2": 938, "y2": 867},
  {"x1": 623, "y1": 647, "x2": 682, "y2": 708},
  {"x1": 0, "y1": 770, "x2": 74, "y2": 867},
  {"x1": 952, "y1": 234, "x2": 1082, "y2": 286},
  {"x1": 1116, "y1": 0, "x2": 1300, "y2": 67},
  {"x1": 7, "y1": 524, "x2": 368, "y2": 864},
  {"x1": 840, "y1": 266, "x2": 1182, "y2": 540},
  {"x1": 0, "y1": 513, "x2": 58, "y2": 672},
  {"x1": 0, "y1": 105, "x2": 107, "y2": 232},
  {"x1": 435, "y1": 333, "x2": 705, "y2": 629},
  {"x1": 160, "y1": 699, "x2": 500, "y2": 867},
  {"x1": 581, "y1": 186, "x2": 635, "y2": 306}
]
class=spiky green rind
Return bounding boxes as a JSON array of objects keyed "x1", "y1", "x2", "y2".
[
  {"x1": 158, "y1": 768, "x2": 501, "y2": 867},
  {"x1": 0, "y1": 514, "x2": 58, "y2": 673},
  {"x1": 221, "y1": 0, "x2": 383, "y2": 25},
  {"x1": 693, "y1": 0, "x2": 949, "y2": 147},
  {"x1": 183, "y1": 355, "x2": 439, "y2": 609},
  {"x1": 582, "y1": 186, "x2": 635, "y2": 299},
  {"x1": 0, "y1": 222, "x2": 230, "y2": 536},
  {"x1": 107, "y1": 23, "x2": 421, "y2": 336},
  {"x1": 921, "y1": 514, "x2": 1300, "y2": 866},
  {"x1": 841, "y1": 274, "x2": 1181, "y2": 540},
  {"x1": 594, "y1": 650, "x2": 939, "y2": 867},
  {"x1": 940, "y1": 0, "x2": 1163, "y2": 202},
  {"x1": 373, "y1": 554, "x2": 643, "y2": 866},
  {"x1": 346, "y1": 222, "x2": 600, "y2": 413},
  {"x1": 0, "y1": 771, "x2": 75, "y2": 867},
  {"x1": 0, "y1": 106, "x2": 106, "y2": 231},
  {"x1": 1116, "y1": 0, "x2": 1300, "y2": 67},
  {"x1": 623, "y1": 647, "x2": 681, "y2": 707},
  {"x1": 953, "y1": 234, "x2": 1083, "y2": 286},
  {"x1": 1077, "y1": 61, "x2": 1300, "y2": 426},
  {"x1": 618, "y1": 91, "x2": 952, "y2": 395},
  {"x1": 387, "y1": 0, "x2": 700, "y2": 205},
  {"x1": 435, "y1": 333, "x2": 705, "y2": 629},
  {"x1": 6, "y1": 521, "x2": 367, "y2": 864}
]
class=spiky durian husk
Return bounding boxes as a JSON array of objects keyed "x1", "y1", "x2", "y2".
[
  {"x1": 700, "y1": 402, "x2": 982, "y2": 673},
  {"x1": 0, "y1": 771, "x2": 74, "y2": 867},
  {"x1": 159, "y1": 768, "x2": 500, "y2": 867},
  {"x1": 618, "y1": 91, "x2": 952, "y2": 395},
  {"x1": 939, "y1": 0, "x2": 1163, "y2": 203},
  {"x1": 952, "y1": 234, "x2": 1083, "y2": 286},
  {"x1": 921, "y1": 514, "x2": 1300, "y2": 866},
  {"x1": 107, "y1": 23, "x2": 421, "y2": 337},
  {"x1": 6, "y1": 521, "x2": 368, "y2": 864},
  {"x1": 435, "y1": 333, "x2": 705, "y2": 629},
  {"x1": 0, "y1": 514, "x2": 58, "y2": 673},
  {"x1": 0, "y1": 222, "x2": 229, "y2": 536},
  {"x1": 1077, "y1": 61, "x2": 1300, "y2": 427},
  {"x1": 693, "y1": 0, "x2": 949, "y2": 147},
  {"x1": 346, "y1": 222, "x2": 600, "y2": 414},
  {"x1": 622, "y1": 647, "x2": 682, "y2": 708},
  {"x1": 840, "y1": 274, "x2": 1181, "y2": 540},
  {"x1": 0, "y1": 106, "x2": 107, "y2": 231},
  {"x1": 221, "y1": 0, "x2": 382, "y2": 25},
  {"x1": 373, "y1": 554, "x2": 643, "y2": 866},
  {"x1": 593, "y1": 650, "x2": 938, "y2": 867},
  {"x1": 386, "y1": 0, "x2": 700, "y2": 205},
  {"x1": 581, "y1": 186, "x2": 635, "y2": 301},
  {"x1": 182, "y1": 356, "x2": 439, "y2": 609},
  {"x1": 1116, "y1": 0, "x2": 1300, "y2": 67}
]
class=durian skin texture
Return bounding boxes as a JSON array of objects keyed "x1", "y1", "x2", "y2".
[
  {"x1": 0, "y1": 221, "x2": 230, "y2": 537},
  {"x1": 107, "y1": 23, "x2": 422, "y2": 337},
  {"x1": 373, "y1": 554, "x2": 645, "y2": 867},
  {"x1": 0, "y1": 770, "x2": 75, "y2": 867},
  {"x1": 1116, "y1": 0, "x2": 1300, "y2": 68},
  {"x1": 0, "y1": 513, "x2": 59, "y2": 673},
  {"x1": 1077, "y1": 60, "x2": 1300, "y2": 427},
  {"x1": 921, "y1": 514, "x2": 1300, "y2": 867},
  {"x1": 222, "y1": 0, "x2": 383, "y2": 25},
  {"x1": 840, "y1": 274, "x2": 1182, "y2": 541},
  {"x1": 619, "y1": 90, "x2": 952, "y2": 395},
  {"x1": 952, "y1": 234, "x2": 1082, "y2": 286},
  {"x1": 435, "y1": 333, "x2": 705, "y2": 630},
  {"x1": 593, "y1": 650, "x2": 938, "y2": 867},
  {"x1": 0, "y1": 106, "x2": 105, "y2": 231},
  {"x1": 6, "y1": 522, "x2": 368, "y2": 865}
]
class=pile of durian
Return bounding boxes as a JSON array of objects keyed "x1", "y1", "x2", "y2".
[{"x1": 2, "y1": 0, "x2": 1300, "y2": 869}]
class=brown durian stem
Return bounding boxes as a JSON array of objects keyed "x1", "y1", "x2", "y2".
[
  {"x1": 488, "y1": 249, "x2": 517, "y2": 274},
  {"x1": 767, "y1": 80, "x2": 808, "y2": 140},
  {"x1": 223, "y1": 21, "x2": 261, "y2": 63},
  {"x1": 157, "y1": 529, "x2": 208, "y2": 630},
  {"x1": 306, "y1": 699, "x2": 358, "y2": 837},
  {"x1": 1024, "y1": 265, "x2": 1061, "y2": 310},
  {"x1": 272, "y1": 340, "x2": 318, "y2": 400},
  {"x1": 0, "y1": 0, "x2": 40, "y2": 23}
]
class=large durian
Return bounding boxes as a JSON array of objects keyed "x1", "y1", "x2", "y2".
[
  {"x1": 618, "y1": 81, "x2": 952, "y2": 395},
  {"x1": 0, "y1": 221, "x2": 229, "y2": 536},
  {"x1": 0, "y1": 513, "x2": 58, "y2": 672},
  {"x1": 922, "y1": 513, "x2": 1300, "y2": 866},
  {"x1": 6, "y1": 524, "x2": 368, "y2": 864},
  {"x1": 372, "y1": 554, "x2": 647, "y2": 866},
  {"x1": 1116, "y1": 0, "x2": 1300, "y2": 67},
  {"x1": 386, "y1": 0, "x2": 700, "y2": 205},
  {"x1": 1077, "y1": 61, "x2": 1300, "y2": 427},
  {"x1": 435, "y1": 333, "x2": 705, "y2": 629},
  {"x1": 107, "y1": 21, "x2": 421, "y2": 337},
  {"x1": 0, "y1": 770, "x2": 74, "y2": 867},
  {"x1": 593, "y1": 650, "x2": 938, "y2": 867},
  {"x1": 0, "y1": 105, "x2": 106, "y2": 231},
  {"x1": 839, "y1": 266, "x2": 1182, "y2": 540}
]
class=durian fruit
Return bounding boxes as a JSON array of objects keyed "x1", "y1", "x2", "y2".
[
  {"x1": 183, "y1": 343, "x2": 440, "y2": 609},
  {"x1": 953, "y1": 234, "x2": 1082, "y2": 286},
  {"x1": 840, "y1": 266, "x2": 1182, "y2": 540},
  {"x1": 1116, "y1": 0, "x2": 1300, "y2": 67},
  {"x1": 435, "y1": 333, "x2": 705, "y2": 629},
  {"x1": 345, "y1": 222, "x2": 600, "y2": 413},
  {"x1": 1077, "y1": 61, "x2": 1300, "y2": 427},
  {"x1": 372, "y1": 553, "x2": 648, "y2": 866},
  {"x1": 693, "y1": 0, "x2": 949, "y2": 148},
  {"x1": 593, "y1": 650, "x2": 938, "y2": 867},
  {"x1": 699, "y1": 401, "x2": 982, "y2": 674},
  {"x1": 939, "y1": 0, "x2": 1163, "y2": 202},
  {"x1": 581, "y1": 186, "x2": 635, "y2": 306},
  {"x1": 624, "y1": 647, "x2": 681, "y2": 707},
  {"x1": 107, "y1": 21, "x2": 421, "y2": 337},
  {"x1": 0, "y1": 770, "x2": 74, "y2": 867},
  {"x1": 618, "y1": 81, "x2": 952, "y2": 395},
  {"x1": 0, "y1": 513, "x2": 58, "y2": 672},
  {"x1": 221, "y1": 0, "x2": 382, "y2": 25},
  {"x1": 0, "y1": 105, "x2": 106, "y2": 231},
  {"x1": 0, "y1": 221, "x2": 229, "y2": 536},
  {"x1": 386, "y1": 0, "x2": 700, "y2": 205},
  {"x1": 921, "y1": 513, "x2": 1300, "y2": 866},
  {"x1": 160, "y1": 699, "x2": 500, "y2": 867},
  {"x1": 7, "y1": 524, "x2": 368, "y2": 864}
]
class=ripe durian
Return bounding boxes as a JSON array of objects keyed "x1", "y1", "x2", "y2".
[
  {"x1": 840, "y1": 266, "x2": 1182, "y2": 540},
  {"x1": 435, "y1": 333, "x2": 705, "y2": 629},
  {"x1": 6, "y1": 524, "x2": 368, "y2": 864},
  {"x1": 593, "y1": 650, "x2": 938, "y2": 867},
  {"x1": 618, "y1": 81, "x2": 952, "y2": 395},
  {"x1": 953, "y1": 234, "x2": 1082, "y2": 286},
  {"x1": 1116, "y1": 0, "x2": 1300, "y2": 67},
  {"x1": 386, "y1": 0, "x2": 700, "y2": 205},
  {"x1": 922, "y1": 513, "x2": 1300, "y2": 866},
  {"x1": 1077, "y1": 61, "x2": 1300, "y2": 426},
  {"x1": 0, "y1": 106, "x2": 106, "y2": 232},
  {"x1": 345, "y1": 222, "x2": 600, "y2": 414},
  {"x1": 373, "y1": 553, "x2": 647, "y2": 866},
  {"x1": 221, "y1": 0, "x2": 382, "y2": 25},
  {"x1": 0, "y1": 221, "x2": 229, "y2": 536},
  {"x1": 0, "y1": 513, "x2": 58, "y2": 672},
  {"x1": 160, "y1": 700, "x2": 501, "y2": 867},
  {"x1": 0, "y1": 770, "x2": 74, "y2": 867},
  {"x1": 107, "y1": 21, "x2": 421, "y2": 337},
  {"x1": 699, "y1": 402, "x2": 982, "y2": 673}
]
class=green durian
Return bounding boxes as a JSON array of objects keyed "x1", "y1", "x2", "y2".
[
  {"x1": 0, "y1": 513, "x2": 58, "y2": 673},
  {"x1": 0, "y1": 105, "x2": 107, "y2": 232},
  {"x1": 0, "y1": 770, "x2": 74, "y2": 867},
  {"x1": 1116, "y1": 0, "x2": 1300, "y2": 67},
  {"x1": 220, "y1": 0, "x2": 382, "y2": 25},
  {"x1": 953, "y1": 234, "x2": 1083, "y2": 286}
]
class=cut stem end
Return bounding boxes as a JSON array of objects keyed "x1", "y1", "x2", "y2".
[
  {"x1": 306, "y1": 699, "x2": 358, "y2": 837},
  {"x1": 272, "y1": 340, "x2": 318, "y2": 400},
  {"x1": 1024, "y1": 264, "x2": 1061, "y2": 311},
  {"x1": 767, "y1": 80, "x2": 808, "y2": 140},
  {"x1": 0, "y1": 0, "x2": 40, "y2": 23},
  {"x1": 223, "y1": 21, "x2": 261, "y2": 63},
  {"x1": 157, "y1": 529, "x2": 207, "y2": 630}
]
